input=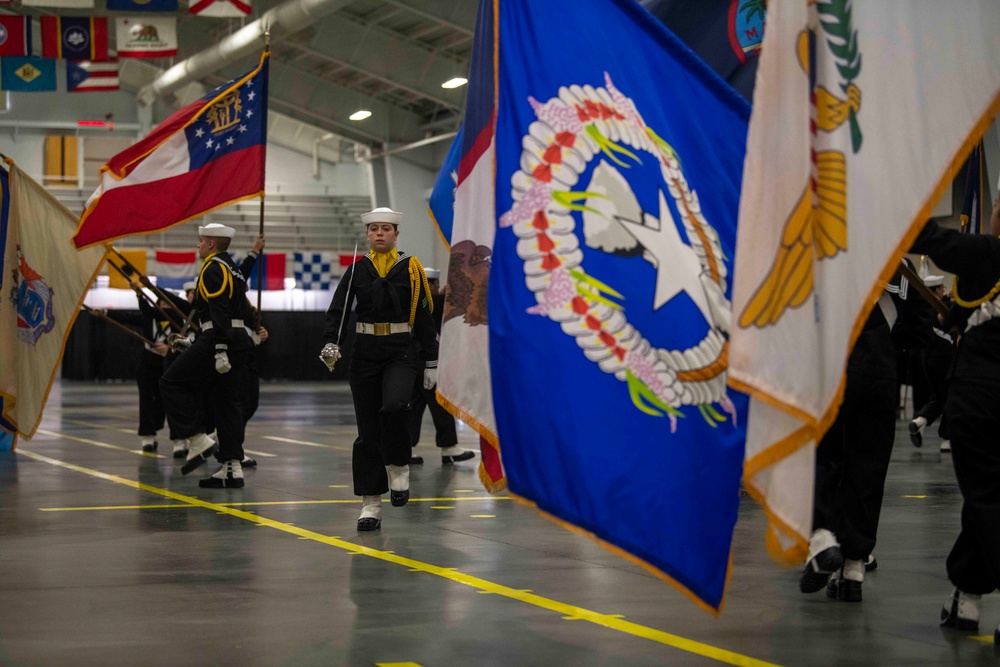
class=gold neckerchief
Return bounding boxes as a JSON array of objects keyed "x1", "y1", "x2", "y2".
[{"x1": 369, "y1": 248, "x2": 399, "y2": 277}]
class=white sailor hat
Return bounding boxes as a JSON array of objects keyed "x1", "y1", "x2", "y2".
[
  {"x1": 424, "y1": 268, "x2": 441, "y2": 280},
  {"x1": 923, "y1": 274, "x2": 944, "y2": 288},
  {"x1": 198, "y1": 223, "x2": 236, "y2": 239},
  {"x1": 361, "y1": 207, "x2": 403, "y2": 226},
  {"x1": 182, "y1": 280, "x2": 197, "y2": 292}
]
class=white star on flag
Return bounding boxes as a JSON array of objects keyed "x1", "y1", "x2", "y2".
[
  {"x1": 206, "y1": 138, "x2": 213, "y2": 148},
  {"x1": 195, "y1": 128, "x2": 204, "y2": 138}
]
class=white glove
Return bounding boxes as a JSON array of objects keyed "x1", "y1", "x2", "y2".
[
  {"x1": 320, "y1": 343, "x2": 341, "y2": 362},
  {"x1": 423, "y1": 367, "x2": 438, "y2": 390},
  {"x1": 214, "y1": 351, "x2": 231, "y2": 374}
]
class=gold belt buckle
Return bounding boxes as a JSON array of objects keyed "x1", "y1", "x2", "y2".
[{"x1": 373, "y1": 322, "x2": 391, "y2": 336}]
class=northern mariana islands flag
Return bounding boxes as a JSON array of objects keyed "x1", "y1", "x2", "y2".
[
  {"x1": 74, "y1": 50, "x2": 269, "y2": 249},
  {"x1": 489, "y1": 0, "x2": 750, "y2": 612}
]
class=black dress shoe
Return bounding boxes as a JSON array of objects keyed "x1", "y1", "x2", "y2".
[
  {"x1": 172, "y1": 448, "x2": 188, "y2": 459},
  {"x1": 800, "y1": 545, "x2": 844, "y2": 593},
  {"x1": 941, "y1": 588, "x2": 980, "y2": 631},
  {"x1": 199, "y1": 475, "x2": 245, "y2": 488},
  {"x1": 409, "y1": 455, "x2": 424, "y2": 465},
  {"x1": 357, "y1": 517, "x2": 381, "y2": 531},
  {"x1": 141, "y1": 441, "x2": 158, "y2": 452},
  {"x1": 390, "y1": 489, "x2": 409, "y2": 507},
  {"x1": 908, "y1": 420, "x2": 923, "y2": 447},
  {"x1": 865, "y1": 555, "x2": 878, "y2": 572},
  {"x1": 442, "y1": 450, "x2": 475, "y2": 465},
  {"x1": 181, "y1": 446, "x2": 216, "y2": 475},
  {"x1": 242, "y1": 456, "x2": 257, "y2": 468}
]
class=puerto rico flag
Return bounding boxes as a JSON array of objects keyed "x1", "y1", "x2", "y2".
[
  {"x1": 0, "y1": 17, "x2": 32, "y2": 57},
  {"x1": 67, "y1": 60, "x2": 119, "y2": 93},
  {"x1": 41, "y1": 17, "x2": 109, "y2": 61},
  {"x1": 73, "y1": 50, "x2": 269, "y2": 249},
  {"x1": 154, "y1": 249, "x2": 198, "y2": 290}
]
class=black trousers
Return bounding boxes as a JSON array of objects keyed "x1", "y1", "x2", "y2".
[
  {"x1": 160, "y1": 341, "x2": 248, "y2": 463},
  {"x1": 944, "y1": 377, "x2": 1000, "y2": 595},
  {"x1": 349, "y1": 338, "x2": 420, "y2": 496},
  {"x1": 136, "y1": 361, "x2": 165, "y2": 437},
  {"x1": 813, "y1": 371, "x2": 897, "y2": 560},
  {"x1": 915, "y1": 349, "x2": 952, "y2": 438},
  {"x1": 408, "y1": 376, "x2": 457, "y2": 448}
]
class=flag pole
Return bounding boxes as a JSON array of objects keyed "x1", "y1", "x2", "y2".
[
  {"x1": 255, "y1": 32, "x2": 271, "y2": 332},
  {"x1": 82, "y1": 305, "x2": 156, "y2": 347},
  {"x1": 105, "y1": 251, "x2": 187, "y2": 331}
]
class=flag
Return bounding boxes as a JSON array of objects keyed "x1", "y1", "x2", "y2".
[
  {"x1": 189, "y1": 0, "x2": 250, "y2": 17},
  {"x1": 728, "y1": 0, "x2": 1000, "y2": 566},
  {"x1": 107, "y1": 0, "x2": 178, "y2": 11},
  {"x1": 437, "y1": 0, "x2": 503, "y2": 494},
  {"x1": 427, "y1": 126, "x2": 462, "y2": 244},
  {"x1": 114, "y1": 17, "x2": 177, "y2": 58},
  {"x1": 960, "y1": 142, "x2": 987, "y2": 235},
  {"x1": 67, "y1": 60, "x2": 120, "y2": 93},
  {"x1": 0, "y1": 58, "x2": 56, "y2": 92},
  {"x1": 645, "y1": 0, "x2": 764, "y2": 102},
  {"x1": 154, "y1": 249, "x2": 197, "y2": 290},
  {"x1": 41, "y1": 17, "x2": 109, "y2": 61},
  {"x1": 0, "y1": 160, "x2": 107, "y2": 438},
  {"x1": 338, "y1": 252, "x2": 360, "y2": 268},
  {"x1": 492, "y1": 0, "x2": 751, "y2": 612},
  {"x1": 247, "y1": 252, "x2": 285, "y2": 291},
  {"x1": 0, "y1": 17, "x2": 33, "y2": 57},
  {"x1": 73, "y1": 50, "x2": 269, "y2": 249},
  {"x1": 0, "y1": 170, "x2": 14, "y2": 452},
  {"x1": 21, "y1": 0, "x2": 93, "y2": 7},
  {"x1": 106, "y1": 248, "x2": 147, "y2": 289},
  {"x1": 294, "y1": 251, "x2": 334, "y2": 290}
]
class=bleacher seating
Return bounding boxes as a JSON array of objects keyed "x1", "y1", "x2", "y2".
[{"x1": 49, "y1": 186, "x2": 371, "y2": 257}]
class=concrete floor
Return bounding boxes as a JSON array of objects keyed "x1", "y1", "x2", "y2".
[{"x1": 0, "y1": 380, "x2": 996, "y2": 666}]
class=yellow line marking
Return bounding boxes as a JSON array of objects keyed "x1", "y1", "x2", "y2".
[
  {"x1": 263, "y1": 435, "x2": 351, "y2": 451},
  {"x1": 902, "y1": 495, "x2": 928, "y2": 499},
  {"x1": 40, "y1": 496, "x2": 511, "y2": 511},
  {"x1": 35, "y1": 429, "x2": 162, "y2": 458},
  {"x1": 470, "y1": 514, "x2": 496, "y2": 518},
  {"x1": 376, "y1": 662, "x2": 423, "y2": 667},
  {"x1": 431, "y1": 506, "x2": 455, "y2": 509},
  {"x1": 242, "y1": 448, "x2": 277, "y2": 458},
  {"x1": 970, "y1": 635, "x2": 995, "y2": 644},
  {"x1": 59, "y1": 418, "x2": 134, "y2": 434},
  {"x1": 329, "y1": 484, "x2": 350, "y2": 488},
  {"x1": 452, "y1": 489, "x2": 474, "y2": 493},
  {"x1": 18, "y1": 449, "x2": 780, "y2": 667}
]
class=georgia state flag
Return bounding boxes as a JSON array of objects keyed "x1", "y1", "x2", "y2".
[{"x1": 74, "y1": 51, "x2": 269, "y2": 249}]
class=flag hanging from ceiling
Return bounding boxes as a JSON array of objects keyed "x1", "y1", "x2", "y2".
[
  {"x1": 154, "y1": 249, "x2": 198, "y2": 290},
  {"x1": 41, "y1": 17, "x2": 109, "y2": 61},
  {"x1": 67, "y1": 60, "x2": 120, "y2": 93},
  {"x1": 294, "y1": 251, "x2": 335, "y2": 290},
  {"x1": 728, "y1": 0, "x2": 1000, "y2": 566},
  {"x1": 188, "y1": 0, "x2": 251, "y2": 17},
  {"x1": 106, "y1": 248, "x2": 147, "y2": 289},
  {"x1": 0, "y1": 57, "x2": 56, "y2": 92},
  {"x1": 114, "y1": 17, "x2": 177, "y2": 58},
  {"x1": 437, "y1": 0, "x2": 503, "y2": 493},
  {"x1": 247, "y1": 252, "x2": 286, "y2": 291},
  {"x1": 0, "y1": 159, "x2": 107, "y2": 438},
  {"x1": 73, "y1": 50, "x2": 269, "y2": 249},
  {"x1": 489, "y1": 0, "x2": 750, "y2": 612},
  {"x1": 107, "y1": 0, "x2": 178, "y2": 11},
  {"x1": 0, "y1": 16, "x2": 33, "y2": 57}
]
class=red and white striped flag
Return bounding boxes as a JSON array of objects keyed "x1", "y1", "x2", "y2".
[
  {"x1": 188, "y1": 0, "x2": 250, "y2": 17},
  {"x1": 67, "y1": 60, "x2": 119, "y2": 93}
]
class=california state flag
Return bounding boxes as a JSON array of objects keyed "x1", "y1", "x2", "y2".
[{"x1": 729, "y1": 0, "x2": 1000, "y2": 564}]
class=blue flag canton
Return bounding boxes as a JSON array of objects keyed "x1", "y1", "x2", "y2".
[
  {"x1": 106, "y1": 0, "x2": 179, "y2": 11},
  {"x1": 184, "y1": 66, "x2": 266, "y2": 171}
]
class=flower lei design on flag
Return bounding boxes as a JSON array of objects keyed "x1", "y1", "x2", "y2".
[{"x1": 499, "y1": 73, "x2": 736, "y2": 431}]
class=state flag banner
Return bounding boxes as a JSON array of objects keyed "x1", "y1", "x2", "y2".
[
  {"x1": 248, "y1": 252, "x2": 286, "y2": 291},
  {"x1": 154, "y1": 249, "x2": 197, "y2": 290},
  {"x1": 115, "y1": 17, "x2": 177, "y2": 59},
  {"x1": 0, "y1": 160, "x2": 107, "y2": 438},
  {"x1": 293, "y1": 251, "x2": 334, "y2": 290},
  {"x1": 41, "y1": 17, "x2": 109, "y2": 61},
  {"x1": 106, "y1": 248, "x2": 147, "y2": 289},
  {"x1": 189, "y1": 0, "x2": 250, "y2": 17},
  {"x1": 0, "y1": 17, "x2": 33, "y2": 57},
  {"x1": 67, "y1": 60, "x2": 120, "y2": 93},
  {"x1": 0, "y1": 57, "x2": 56, "y2": 92},
  {"x1": 728, "y1": 0, "x2": 1000, "y2": 566},
  {"x1": 338, "y1": 253, "x2": 361, "y2": 267},
  {"x1": 107, "y1": 0, "x2": 178, "y2": 11},
  {"x1": 73, "y1": 50, "x2": 269, "y2": 249},
  {"x1": 21, "y1": 0, "x2": 94, "y2": 7}
]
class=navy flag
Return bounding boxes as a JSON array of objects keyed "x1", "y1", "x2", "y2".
[
  {"x1": 489, "y1": 0, "x2": 750, "y2": 612},
  {"x1": 106, "y1": 0, "x2": 178, "y2": 11}
]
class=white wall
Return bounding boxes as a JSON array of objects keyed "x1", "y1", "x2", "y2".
[{"x1": 379, "y1": 153, "x2": 451, "y2": 274}]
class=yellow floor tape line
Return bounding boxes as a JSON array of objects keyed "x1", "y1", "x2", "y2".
[{"x1": 18, "y1": 448, "x2": 780, "y2": 667}]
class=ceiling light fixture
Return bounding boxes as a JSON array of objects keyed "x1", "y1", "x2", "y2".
[
  {"x1": 441, "y1": 77, "x2": 468, "y2": 89},
  {"x1": 349, "y1": 110, "x2": 372, "y2": 121}
]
